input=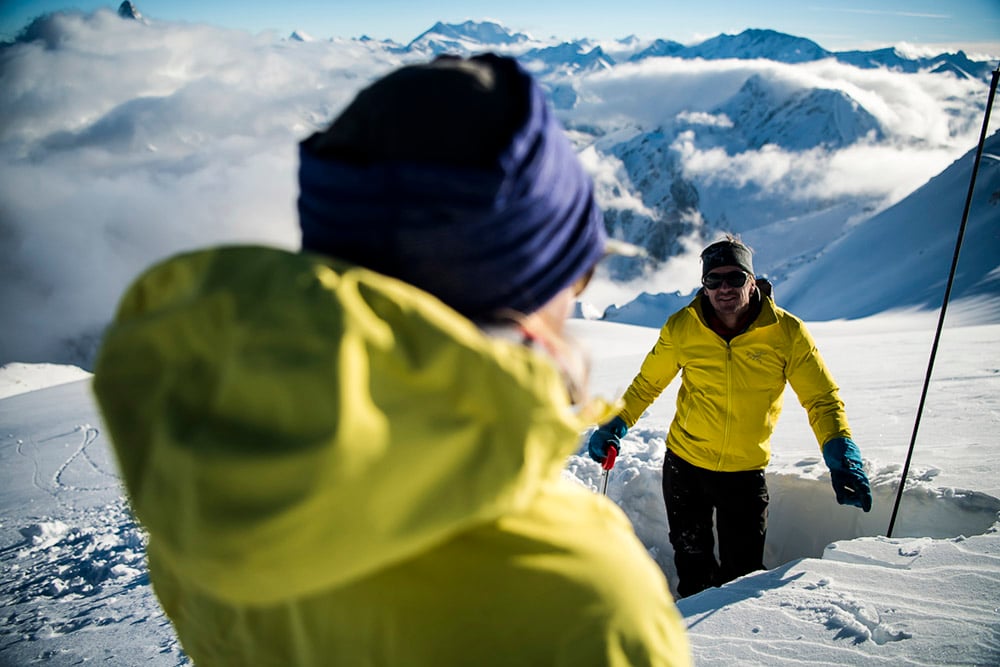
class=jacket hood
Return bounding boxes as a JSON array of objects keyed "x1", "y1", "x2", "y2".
[{"x1": 93, "y1": 246, "x2": 583, "y2": 605}]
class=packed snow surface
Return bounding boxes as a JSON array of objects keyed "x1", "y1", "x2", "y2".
[{"x1": 2, "y1": 314, "x2": 998, "y2": 665}]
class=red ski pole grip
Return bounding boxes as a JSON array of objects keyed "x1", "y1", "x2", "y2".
[{"x1": 602, "y1": 445, "x2": 618, "y2": 471}]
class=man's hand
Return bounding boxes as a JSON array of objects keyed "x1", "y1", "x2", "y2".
[
  {"x1": 823, "y1": 437, "x2": 873, "y2": 512},
  {"x1": 588, "y1": 416, "x2": 628, "y2": 464}
]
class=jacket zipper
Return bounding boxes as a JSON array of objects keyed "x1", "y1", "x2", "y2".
[{"x1": 718, "y1": 341, "x2": 733, "y2": 470}]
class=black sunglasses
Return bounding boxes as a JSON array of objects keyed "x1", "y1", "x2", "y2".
[{"x1": 702, "y1": 270, "x2": 750, "y2": 290}]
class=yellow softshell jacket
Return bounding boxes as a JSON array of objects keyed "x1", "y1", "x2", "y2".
[
  {"x1": 93, "y1": 246, "x2": 690, "y2": 667},
  {"x1": 619, "y1": 290, "x2": 850, "y2": 472}
]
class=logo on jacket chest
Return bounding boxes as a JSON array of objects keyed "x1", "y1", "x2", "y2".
[{"x1": 746, "y1": 350, "x2": 766, "y2": 363}]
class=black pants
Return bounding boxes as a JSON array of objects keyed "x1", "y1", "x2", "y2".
[{"x1": 662, "y1": 450, "x2": 769, "y2": 598}]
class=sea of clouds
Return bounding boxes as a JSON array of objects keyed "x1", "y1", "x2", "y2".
[{"x1": 0, "y1": 9, "x2": 994, "y2": 365}]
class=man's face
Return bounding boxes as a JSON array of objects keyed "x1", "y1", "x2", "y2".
[{"x1": 703, "y1": 264, "x2": 755, "y2": 317}]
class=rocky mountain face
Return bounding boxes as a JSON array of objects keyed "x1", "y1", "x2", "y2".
[
  {"x1": 711, "y1": 74, "x2": 884, "y2": 151},
  {"x1": 599, "y1": 130, "x2": 702, "y2": 279},
  {"x1": 117, "y1": 1, "x2": 142, "y2": 21},
  {"x1": 578, "y1": 69, "x2": 891, "y2": 279}
]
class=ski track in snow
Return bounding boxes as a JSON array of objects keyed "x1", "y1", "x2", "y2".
[
  {"x1": 47, "y1": 424, "x2": 112, "y2": 493},
  {"x1": 16, "y1": 424, "x2": 118, "y2": 505}
]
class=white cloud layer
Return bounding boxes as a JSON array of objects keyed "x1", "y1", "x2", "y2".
[
  {"x1": 0, "y1": 10, "x2": 400, "y2": 364},
  {"x1": 0, "y1": 9, "x2": 993, "y2": 363},
  {"x1": 669, "y1": 132, "x2": 966, "y2": 203},
  {"x1": 573, "y1": 54, "x2": 989, "y2": 139}
]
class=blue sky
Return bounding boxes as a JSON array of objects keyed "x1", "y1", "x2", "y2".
[{"x1": 2, "y1": 0, "x2": 999, "y2": 56}]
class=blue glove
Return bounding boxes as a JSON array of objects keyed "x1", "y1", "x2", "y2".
[
  {"x1": 823, "y1": 437, "x2": 873, "y2": 512},
  {"x1": 588, "y1": 416, "x2": 628, "y2": 464}
]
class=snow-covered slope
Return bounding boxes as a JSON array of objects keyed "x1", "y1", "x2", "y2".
[
  {"x1": 777, "y1": 131, "x2": 1000, "y2": 321},
  {"x1": 2, "y1": 315, "x2": 999, "y2": 665}
]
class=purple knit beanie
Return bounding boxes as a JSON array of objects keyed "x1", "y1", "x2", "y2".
[{"x1": 296, "y1": 53, "x2": 607, "y2": 320}]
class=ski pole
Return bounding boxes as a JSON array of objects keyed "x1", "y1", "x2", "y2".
[
  {"x1": 599, "y1": 445, "x2": 618, "y2": 496},
  {"x1": 887, "y1": 61, "x2": 1000, "y2": 537}
]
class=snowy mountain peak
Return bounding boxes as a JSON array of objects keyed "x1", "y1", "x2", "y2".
[
  {"x1": 630, "y1": 38, "x2": 686, "y2": 61},
  {"x1": 406, "y1": 20, "x2": 531, "y2": 55},
  {"x1": 716, "y1": 74, "x2": 883, "y2": 150},
  {"x1": 447, "y1": 20, "x2": 530, "y2": 45},
  {"x1": 117, "y1": 1, "x2": 142, "y2": 21},
  {"x1": 833, "y1": 47, "x2": 995, "y2": 80},
  {"x1": 521, "y1": 41, "x2": 616, "y2": 74},
  {"x1": 834, "y1": 46, "x2": 914, "y2": 71},
  {"x1": 685, "y1": 28, "x2": 829, "y2": 63}
]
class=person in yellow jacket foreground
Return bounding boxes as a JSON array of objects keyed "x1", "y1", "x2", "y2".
[
  {"x1": 588, "y1": 235, "x2": 873, "y2": 599},
  {"x1": 93, "y1": 54, "x2": 691, "y2": 665}
]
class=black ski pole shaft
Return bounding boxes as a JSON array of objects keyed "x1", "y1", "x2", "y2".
[{"x1": 887, "y1": 62, "x2": 1000, "y2": 538}]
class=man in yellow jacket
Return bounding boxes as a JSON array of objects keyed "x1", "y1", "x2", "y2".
[
  {"x1": 94, "y1": 54, "x2": 690, "y2": 665},
  {"x1": 588, "y1": 235, "x2": 872, "y2": 598}
]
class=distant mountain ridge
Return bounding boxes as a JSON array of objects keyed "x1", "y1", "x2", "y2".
[
  {"x1": 371, "y1": 21, "x2": 995, "y2": 319},
  {"x1": 681, "y1": 28, "x2": 829, "y2": 63},
  {"x1": 333, "y1": 19, "x2": 994, "y2": 300},
  {"x1": 382, "y1": 20, "x2": 995, "y2": 81},
  {"x1": 18, "y1": 9, "x2": 988, "y2": 79},
  {"x1": 409, "y1": 20, "x2": 532, "y2": 49}
]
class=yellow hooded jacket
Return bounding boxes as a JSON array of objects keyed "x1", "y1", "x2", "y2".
[
  {"x1": 93, "y1": 246, "x2": 690, "y2": 666},
  {"x1": 619, "y1": 288, "x2": 851, "y2": 472}
]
